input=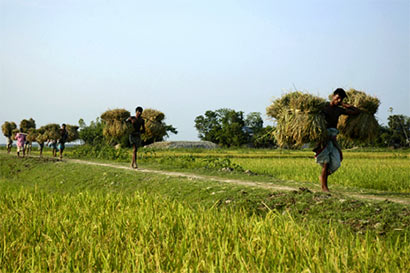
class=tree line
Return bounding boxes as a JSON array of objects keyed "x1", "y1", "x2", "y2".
[
  {"x1": 2, "y1": 108, "x2": 409, "y2": 149},
  {"x1": 194, "y1": 109, "x2": 410, "y2": 148}
]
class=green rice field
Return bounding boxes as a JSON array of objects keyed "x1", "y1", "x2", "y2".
[{"x1": 1, "y1": 147, "x2": 409, "y2": 272}]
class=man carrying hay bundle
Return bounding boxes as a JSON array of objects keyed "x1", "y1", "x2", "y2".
[
  {"x1": 315, "y1": 88, "x2": 360, "y2": 192},
  {"x1": 2, "y1": 121, "x2": 17, "y2": 154},
  {"x1": 58, "y1": 124, "x2": 69, "y2": 160},
  {"x1": 125, "y1": 106, "x2": 146, "y2": 168},
  {"x1": 14, "y1": 131, "x2": 27, "y2": 158}
]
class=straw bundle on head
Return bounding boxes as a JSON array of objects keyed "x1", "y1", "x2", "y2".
[
  {"x1": 43, "y1": 124, "x2": 60, "y2": 141},
  {"x1": 141, "y1": 108, "x2": 167, "y2": 141},
  {"x1": 19, "y1": 118, "x2": 36, "y2": 133},
  {"x1": 2, "y1": 121, "x2": 17, "y2": 137},
  {"x1": 267, "y1": 92, "x2": 327, "y2": 148},
  {"x1": 337, "y1": 89, "x2": 380, "y2": 143},
  {"x1": 101, "y1": 109, "x2": 131, "y2": 142},
  {"x1": 66, "y1": 125, "x2": 79, "y2": 142}
]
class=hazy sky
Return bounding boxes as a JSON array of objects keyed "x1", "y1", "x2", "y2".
[{"x1": 1, "y1": 0, "x2": 409, "y2": 143}]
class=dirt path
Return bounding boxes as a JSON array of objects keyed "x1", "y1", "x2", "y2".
[{"x1": 67, "y1": 158, "x2": 410, "y2": 205}]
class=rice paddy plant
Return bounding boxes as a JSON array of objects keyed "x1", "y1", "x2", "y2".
[
  {"x1": 1, "y1": 189, "x2": 408, "y2": 272},
  {"x1": 230, "y1": 156, "x2": 410, "y2": 192}
]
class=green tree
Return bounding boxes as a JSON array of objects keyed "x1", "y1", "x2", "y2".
[
  {"x1": 195, "y1": 109, "x2": 250, "y2": 147},
  {"x1": 387, "y1": 114, "x2": 410, "y2": 147},
  {"x1": 245, "y1": 112, "x2": 264, "y2": 133},
  {"x1": 78, "y1": 118, "x2": 104, "y2": 145}
]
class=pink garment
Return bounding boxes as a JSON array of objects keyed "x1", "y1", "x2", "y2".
[{"x1": 16, "y1": 133, "x2": 26, "y2": 147}]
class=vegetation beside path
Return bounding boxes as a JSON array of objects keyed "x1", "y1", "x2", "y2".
[{"x1": 1, "y1": 150, "x2": 409, "y2": 271}]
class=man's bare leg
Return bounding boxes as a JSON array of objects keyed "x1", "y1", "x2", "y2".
[
  {"x1": 319, "y1": 163, "x2": 330, "y2": 192},
  {"x1": 131, "y1": 145, "x2": 137, "y2": 168}
]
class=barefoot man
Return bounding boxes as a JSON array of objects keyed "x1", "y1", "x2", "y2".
[
  {"x1": 126, "y1": 107, "x2": 145, "y2": 168},
  {"x1": 315, "y1": 88, "x2": 360, "y2": 192}
]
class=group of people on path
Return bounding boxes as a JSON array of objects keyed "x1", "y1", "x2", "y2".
[
  {"x1": 10, "y1": 124, "x2": 68, "y2": 160},
  {"x1": 6, "y1": 90, "x2": 358, "y2": 192},
  {"x1": 128, "y1": 93, "x2": 359, "y2": 193}
]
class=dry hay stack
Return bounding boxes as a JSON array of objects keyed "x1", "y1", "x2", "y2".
[
  {"x1": 337, "y1": 89, "x2": 380, "y2": 143},
  {"x1": 66, "y1": 125, "x2": 80, "y2": 142},
  {"x1": 141, "y1": 109, "x2": 166, "y2": 141},
  {"x1": 2, "y1": 121, "x2": 17, "y2": 137},
  {"x1": 19, "y1": 118, "x2": 36, "y2": 133},
  {"x1": 43, "y1": 124, "x2": 60, "y2": 141},
  {"x1": 267, "y1": 92, "x2": 327, "y2": 148},
  {"x1": 101, "y1": 109, "x2": 131, "y2": 140}
]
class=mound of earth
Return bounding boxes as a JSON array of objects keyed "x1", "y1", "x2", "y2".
[{"x1": 146, "y1": 141, "x2": 218, "y2": 149}]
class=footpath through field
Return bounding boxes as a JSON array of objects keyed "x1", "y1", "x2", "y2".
[{"x1": 67, "y1": 158, "x2": 410, "y2": 206}]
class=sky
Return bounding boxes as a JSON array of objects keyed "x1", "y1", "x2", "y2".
[{"x1": 1, "y1": 0, "x2": 409, "y2": 144}]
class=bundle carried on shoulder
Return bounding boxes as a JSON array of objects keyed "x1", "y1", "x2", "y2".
[
  {"x1": 100, "y1": 109, "x2": 131, "y2": 141},
  {"x1": 141, "y1": 108, "x2": 167, "y2": 142},
  {"x1": 66, "y1": 125, "x2": 80, "y2": 142},
  {"x1": 26, "y1": 128, "x2": 37, "y2": 142},
  {"x1": 266, "y1": 91, "x2": 327, "y2": 148},
  {"x1": 2, "y1": 121, "x2": 17, "y2": 137},
  {"x1": 43, "y1": 124, "x2": 60, "y2": 141},
  {"x1": 337, "y1": 89, "x2": 380, "y2": 143},
  {"x1": 11, "y1": 129, "x2": 19, "y2": 140},
  {"x1": 19, "y1": 118, "x2": 36, "y2": 133},
  {"x1": 35, "y1": 127, "x2": 48, "y2": 144}
]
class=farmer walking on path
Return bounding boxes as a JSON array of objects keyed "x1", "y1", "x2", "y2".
[
  {"x1": 126, "y1": 107, "x2": 146, "y2": 169},
  {"x1": 58, "y1": 124, "x2": 68, "y2": 160},
  {"x1": 15, "y1": 131, "x2": 27, "y2": 158},
  {"x1": 314, "y1": 88, "x2": 360, "y2": 192}
]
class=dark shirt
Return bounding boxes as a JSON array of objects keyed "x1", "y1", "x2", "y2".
[
  {"x1": 60, "y1": 128, "x2": 68, "y2": 143},
  {"x1": 323, "y1": 103, "x2": 348, "y2": 129},
  {"x1": 127, "y1": 116, "x2": 145, "y2": 136}
]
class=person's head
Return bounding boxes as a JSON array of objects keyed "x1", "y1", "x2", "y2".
[
  {"x1": 135, "y1": 106, "x2": 143, "y2": 117},
  {"x1": 331, "y1": 88, "x2": 347, "y2": 106},
  {"x1": 61, "y1": 123, "x2": 66, "y2": 129}
]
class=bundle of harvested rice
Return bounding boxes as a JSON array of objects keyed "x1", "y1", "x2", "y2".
[
  {"x1": 35, "y1": 128, "x2": 48, "y2": 144},
  {"x1": 11, "y1": 129, "x2": 19, "y2": 139},
  {"x1": 26, "y1": 128, "x2": 38, "y2": 142},
  {"x1": 267, "y1": 92, "x2": 327, "y2": 148},
  {"x1": 66, "y1": 125, "x2": 79, "y2": 142},
  {"x1": 101, "y1": 109, "x2": 131, "y2": 142},
  {"x1": 43, "y1": 124, "x2": 60, "y2": 140},
  {"x1": 101, "y1": 109, "x2": 130, "y2": 121},
  {"x1": 2, "y1": 121, "x2": 17, "y2": 137},
  {"x1": 141, "y1": 108, "x2": 167, "y2": 142},
  {"x1": 337, "y1": 89, "x2": 380, "y2": 143},
  {"x1": 266, "y1": 92, "x2": 304, "y2": 119},
  {"x1": 19, "y1": 118, "x2": 36, "y2": 133}
]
